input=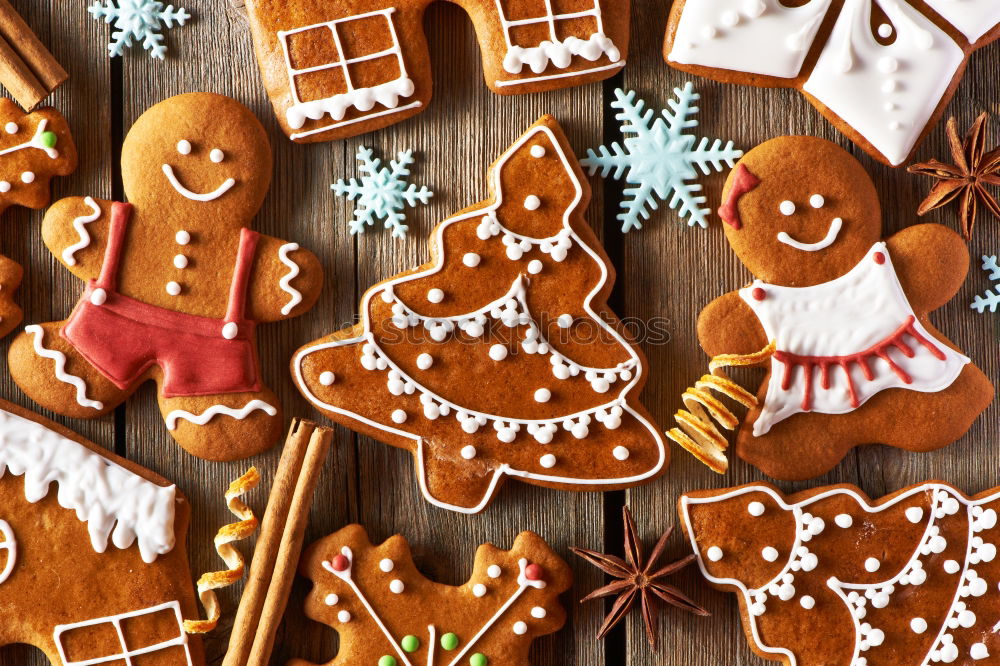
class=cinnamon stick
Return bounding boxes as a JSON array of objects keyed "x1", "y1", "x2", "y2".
[
  {"x1": 223, "y1": 420, "x2": 333, "y2": 666},
  {"x1": 0, "y1": 0, "x2": 66, "y2": 108}
]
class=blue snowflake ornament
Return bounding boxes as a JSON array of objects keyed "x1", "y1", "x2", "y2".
[
  {"x1": 581, "y1": 84, "x2": 743, "y2": 232},
  {"x1": 333, "y1": 146, "x2": 433, "y2": 239},
  {"x1": 89, "y1": 0, "x2": 191, "y2": 60},
  {"x1": 971, "y1": 255, "x2": 1000, "y2": 313}
]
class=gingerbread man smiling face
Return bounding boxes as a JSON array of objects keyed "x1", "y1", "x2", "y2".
[{"x1": 698, "y1": 136, "x2": 993, "y2": 480}]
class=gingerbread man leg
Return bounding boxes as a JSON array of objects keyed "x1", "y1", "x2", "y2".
[
  {"x1": 7, "y1": 321, "x2": 129, "y2": 418},
  {"x1": 0, "y1": 254, "x2": 21, "y2": 339},
  {"x1": 156, "y1": 388, "x2": 282, "y2": 461}
]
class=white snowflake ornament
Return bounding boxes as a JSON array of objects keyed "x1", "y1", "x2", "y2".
[
  {"x1": 581, "y1": 83, "x2": 743, "y2": 231},
  {"x1": 89, "y1": 0, "x2": 191, "y2": 60},
  {"x1": 332, "y1": 146, "x2": 433, "y2": 239},
  {"x1": 971, "y1": 255, "x2": 1000, "y2": 314}
]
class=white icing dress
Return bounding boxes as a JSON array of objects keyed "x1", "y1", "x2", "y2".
[{"x1": 740, "y1": 242, "x2": 968, "y2": 436}]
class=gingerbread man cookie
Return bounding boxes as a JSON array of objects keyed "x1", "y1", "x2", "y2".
[
  {"x1": 292, "y1": 115, "x2": 668, "y2": 513},
  {"x1": 699, "y1": 135, "x2": 993, "y2": 480},
  {"x1": 0, "y1": 398, "x2": 204, "y2": 665},
  {"x1": 680, "y1": 482, "x2": 1000, "y2": 665},
  {"x1": 8, "y1": 92, "x2": 323, "y2": 462},
  {"x1": 293, "y1": 525, "x2": 571, "y2": 665}
]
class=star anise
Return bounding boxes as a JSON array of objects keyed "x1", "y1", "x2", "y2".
[
  {"x1": 571, "y1": 507, "x2": 708, "y2": 649},
  {"x1": 908, "y1": 112, "x2": 1000, "y2": 240}
]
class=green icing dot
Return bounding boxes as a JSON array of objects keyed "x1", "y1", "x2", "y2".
[
  {"x1": 378, "y1": 656, "x2": 397, "y2": 666},
  {"x1": 401, "y1": 635, "x2": 420, "y2": 653},
  {"x1": 470, "y1": 654, "x2": 488, "y2": 666},
  {"x1": 40, "y1": 131, "x2": 57, "y2": 148},
  {"x1": 440, "y1": 632, "x2": 459, "y2": 650}
]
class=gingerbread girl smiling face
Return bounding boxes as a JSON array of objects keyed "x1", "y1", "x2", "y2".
[
  {"x1": 8, "y1": 93, "x2": 323, "y2": 461},
  {"x1": 699, "y1": 136, "x2": 993, "y2": 480}
]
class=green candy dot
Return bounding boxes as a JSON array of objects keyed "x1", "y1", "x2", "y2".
[
  {"x1": 40, "y1": 131, "x2": 57, "y2": 148},
  {"x1": 440, "y1": 632, "x2": 459, "y2": 650},
  {"x1": 470, "y1": 654, "x2": 488, "y2": 666},
  {"x1": 401, "y1": 635, "x2": 420, "y2": 653},
  {"x1": 378, "y1": 656, "x2": 397, "y2": 666}
]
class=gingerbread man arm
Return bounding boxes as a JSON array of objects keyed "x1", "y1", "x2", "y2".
[
  {"x1": 697, "y1": 290, "x2": 769, "y2": 359},
  {"x1": 886, "y1": 223, "x2": 969, "y2": 314},
  {"x1": 40, "y1": 196, "x2": 116, "y2": 282},
  {"x1": 246, "y1": 234, "x2": 324, "y2": 322}
]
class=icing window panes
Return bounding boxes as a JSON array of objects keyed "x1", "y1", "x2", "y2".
[{"x1": 54, "y1": 601, "x2": 193, "y2": 666}]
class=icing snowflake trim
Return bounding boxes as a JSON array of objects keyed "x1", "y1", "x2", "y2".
[
  {"x1": 332, "y1": 146, "x2": 432, "y2": 238},
  {"x1": 971, "y1": 255, "x2": 1000, "y2": 314},
  {"x1": 88, "y1": 0, "x2": 191, "y2": 59}
]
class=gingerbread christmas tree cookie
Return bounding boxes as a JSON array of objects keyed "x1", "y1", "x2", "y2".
[
  {"x1": 292, "y1": 525, "x2": 571, "y2": 665},
  {"x1": 292, "y1": 115, "x2": 668, "y2": 513}
]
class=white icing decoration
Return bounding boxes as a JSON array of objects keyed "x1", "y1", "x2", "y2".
[
  {"x1": 527, "y1": 259, "x2": 543, "y2": 274},
  {"x1": 0, "y1": 181, "x2": 9, "y2": 193},
  {"x1": 463, "y1": 252, "x2": 480, "y2": 267},
  {"x1": 380, "y1": 558, "x2": 394, "y2": 572},
  {"x1": 971, "y1": 642, "x2": 989, "y2": 660},
  {"x1": 390, "y1": 579, "x2": 404, "y2": 594},
  {"x1": 877, "y1": 23, "x2": 892, "y2": 38},
  {"x1": 166, "y1": 280, "x2": 181, "y2": 296},
  {"x1": 62, "y1": 197, "x2": 102, "y2": 266},
  {"x1": 222, "y1": 322, "x2": 238, "y2": 339},
  {"x1": 864, "y1": 557, "x2": 881, "y2": 572},
  {"x1": 533, "y1": 388, "x2": 551, "y2": 403},
  {"x1": 210, "y1": 148, "x2": 224, "y2": 163},
  {"x1": 161, "y1": 163, "x2": 236, "y2": 201},
  {"x1": 776, "y1": 217, "x2": 842, "y2": 252},
  {"x1": 90, "y1": 288, "x2": 107, "y2": 306},
  {"x1": 277, "y1": 242, "x2": 304, "y2": 316},
  {"x1": 0, "y1": 521, "x2": 14, "y2": 584},
  {"x1": 416, "y1": 353, "x2": 433, "y2": 370},
  {"x1": 488, "y1": 565, "x2": 502, "y2": 578},
  {"x1": 707, "y1": 546, "x2": 724, "y2": 562},
  {"x1": 779, "y1": 200, "x2": 796, "y2": 216},
  {"x1": 175, "y1": 230, "x2": 190, "y2": 245},
  {"x1": 4, "y1": 122, "x2": 15, "y2": 134},
  {"x1": 613, "y1": 445, "x2": 629, "y2": 460},
  {"x1": 809, "y1": 194, "x2": 825, "y2": 209},
  {"x1": 325, "y1": 593, "x2": 339, "y2": 605},
  {"x1": 762, "y1": 546, "x2": 779, "y2": 562},
  {"x1": 165, "y1": 399, "x2": 277, "y2": 430},
  {"x1": 835, "y1": 513, "x2": 853, "y2": 528},
  {"x1": 741, "y1": 243, "x2": 969, "y2": 436},
  {"x1": 427, "y1": 288, "x2": 444, "y2": 303},
  {"x1": 530, "y1": 145, "x2": 546, "y2": 158},
  {"x1": 176, "y1": 139, "x2": 191, "y2": 155},
  {"x1": 531, "y1": 606, "x2": 546, "y2": 618},
  {"x1": 25, "y1": 325, "x2": 103, "y2": 410},
  {"x1": 278, "y1": 9, "x2": 421, "y2": 139},
  {"x1": 173, "y1": 254, "x2": 188, "y2": 269},
  {"x1": 461, "y1": 445, "x2": 477, "y2": 460},
  {"x1": 539, "y1": 453, "x2": 556, "y2": 468},
  {"x1": 557, "y1": 314, "x2": 573, "y2": 328},
  {"x1": 338, "y1": 610, "x2": 351, "y2": 623},
  {"x1": 802, "y1": 0, "x2": 965, "y2": 166},
  {"x1": 473, "y1": 583, "x2": 487, "y2": 597},
  {"x1": 20, "y1": 171, "x2": 33, "y2": 184},
  {"x1": 911, "y1": 617, "x2": 927, "y2": 633},
  {"x1": 513, "y1": 621, "x2": 527, "y2": 635},
  {"x1": 668, "y1": 0, "x2": 833, "y2": 78},
  {"x1": 800, "y1": 595, "x2": 815, "y2": 610},
  {"x1": 523, "y1": 195, "x2": 541, "y2": 210},
  {"x1": 921, "y1": 0, "x2": 1000, "y2": 43},
  {"x1": 53, "y1": 601, "x2": 192, "y2": 666},
  {"x1": 488, "y1": 344, "x2": 508, "y2": 361},
  {"x1": 391, "y1": 409, "x2": 407, "y2": 424},
  {"x1": 0, "y1": 118, "x2": 59, "y2": 159},
  {"x1": 907, "y1": 507, "x2": 924, "y2": 523},
  {"x1": 748, "y1": 501, "x2": 766, "y2": 517}
]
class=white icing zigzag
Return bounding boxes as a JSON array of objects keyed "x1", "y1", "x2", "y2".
[
  {"x1": 25, "y1": 324, "x2": 104, "y2": 410},
  {"x1": 165, "y1": 399, "x2": 277, "y2": 430},
  {"x1": 62, "y1": 196, "x2": 102, "y2": 266},
  {"x1": 0, "y1": 407, "x2": 177, "y2": 563},
  {"x1": 278, "y1": 242, "x2": 303, "y2": 316}
]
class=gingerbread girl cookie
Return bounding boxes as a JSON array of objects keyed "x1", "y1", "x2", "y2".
[
  {"x1": 8, "y1": 92, "x2": 323, "y2": 461},
  {"x1": 699, "y1": 135, "x2": 992, "y2": 479},
  {"x1": 292, "y1": 115, "x2": 668, "y2": 513}
]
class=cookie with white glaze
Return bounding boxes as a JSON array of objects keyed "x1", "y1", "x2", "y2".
[{"x1": 699, "y1": 135, "x2": 992, "y2": 479}]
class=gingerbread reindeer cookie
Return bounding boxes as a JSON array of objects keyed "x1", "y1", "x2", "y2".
[
  {"x1": 293, "y1": 525, "x2": 571, "y2": 665},
  {"x1": 679, "y1": 482, "x2": 1000, "y2": 665},
  {"x1": 8, "y1": 92, "x2": 323, "y2": 461},
  {"x1": 292, "y1": 115, "x2": 668, "y2": 513},
  {"x1": 698, "y1": 136, "x2": 992, "y2": 480}
]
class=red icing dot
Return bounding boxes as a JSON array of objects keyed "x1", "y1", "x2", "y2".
[
  {"x1": 524, "y1": 563, "x2": 544, "y2": 581},
  {"x1": 331, "y1": 554, "x2": 350, "y2": 572},
  {"x1": 874, "y1": 252, "x2": 886, "y2": 265},
  {"x1": 752, "y1": 287, "x2": 766, "y2": 301}
]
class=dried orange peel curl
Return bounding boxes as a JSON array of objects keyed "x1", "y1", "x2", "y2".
[
  {"x1": 184, "y1": 467, "x2": 261, "y2": 634},
  {"x1": 667, "y1": 341, "x2": 776, "y2": 474}
]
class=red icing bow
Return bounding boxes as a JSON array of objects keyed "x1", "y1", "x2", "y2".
[{"x1": 718, "y1": 163, "x2": 760, "y2": 230}]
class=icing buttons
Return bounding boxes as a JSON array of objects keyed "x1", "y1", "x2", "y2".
[
  {"x1": 706, "y1": 546, "x2": 723, "y2": 562},
  {"x1": 748, "y1": 501, "x2": 765, "y2": 517},
  {"x1": 761, "y1": 546, "x2": 779, "y2": 562}
]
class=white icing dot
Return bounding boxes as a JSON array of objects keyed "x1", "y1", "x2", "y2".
[
  {"x1": 971, "y1": 643, "x2": 989, "y2": 660},
  {"x1": 534, "y1": 388, "x2": 551, "y2": 403},
  {"x1": 337, "y1": 610, "x2": 351, "y2": 623},
  {"x1": 701, "y1": 25, "x2": 717, "y2": 39},
  {"x1": 391, "y1": 409, "x2": 407, "y2": 424},
  {"x1": 473, "y1": 583, "x2": 487, "y2": 597},
  {"x1": 20, "y1": 171, "x2": 34, "y2": 183},
  {"x1": 910, "y1": 617, "x2": 927, "y2": 633},
  {"x1": 166, "y1": 280, "x2": 182, "y2": 296},
  {"x1": 944, "y1": 559, "x2": 960, "y2": 574},
  {"x1": 539, "y1": 453, "x2": 556, "y2": 468},
  {"x1": 175, "y1": 230, "x2": 191, "y2": 245},
  {"x1": 721, "y1": 9, "x2": 739, "y2": 26},
  {"x1": 958, "y1": 609, "x2": 977, "y2": 628},
  {"x1": 809, "y1": 194, "x2": 825, "y2": 209},
  {"x1": 222, "y1": 321, "x2": 238, "y2": 339},
  {"x1": 416, "y1": 353, "x2": 433, "y2": 370},
  {"x1": 744, "y1": 0, "x2": 765, "y2": 17},
  {"x1": 878, "y1": 56, "x2": 898, "y2": 73},
  {"x1": 864, "y1": 557, "x2": 881, "y2": 572},
  {"x1": 489, "y1": 344, "x2": 508, "y2": 361},
  {"x1": 761, "y1": 547, "x2": 779, "y2": 562},
  {"x1": 3, "y1": 122, "x2": 15, "y2": 134},
  {"x1": 612, "y1": 446, "x2": 629, "y2": 461},
  {"x1": 530, "y1": 606, "x2": 546, "y2": 619},
  {"x1": 0, "y1": 181, "x2": 10, "y2": 193},
  {"x1": 523, "y1": 195, "x2": 541, "y2": 210},
  {"x1": 800, "y1": 596, "x2": 815, "y2": 610},
  {"x1": 460, "y1": 445, "x2": 477, "y2": 460},
  {"x1": 324, "y1": 593, "x2": 339, "y2": 606},
  {"x1": 905, "y1": 507, "x2": 924, "y2": 523},
  {"x1": 487, "y1": 565, "x2": 502, "y2": 578},
  {"x1": 530, "y1": 145, "x2": 546, "y2": 158},
  {"x1": 427, "y1": 288, "x2": 444, "y2": 303},
  {"x1": 889, "y1": 121, "x2": 903, "y2": 131},
  {"x1": 463, "y1": 252, "x2": 481, "y2": 267},
  {"x1": 884, "y1": 102, "x2": 897, "y2": 112},
  {"x1": 389, "y1": 579, "x2": 404, "y2": 594},
  {"x1": 210, "y1": 148, "x2": 225, "y2": 163},
  {"x1": 706, "y1": 546, "x2": 723, "y2": 562},
  {"x1": 173, "y1": 254, "x2": 188, "y2": 269},
  {"x1": 380, "y1": 558, "x2": 394, "y2": 572},
  {"x1": 881, "y1": 79, "x2": 898, "y2": 93},
  {"x1": 527, "y1": 259, "x2": 543, "y2": 274},
  {"x1": 513, "y1": 621, "x2": 528, "y2": 635},
  {"x1": 557, "y1": 314, "x2": 573, "y2": 328},
  {"x1": 779, "y1": 200, "x2": 795, "y2": 216},
  {"x1": 319, "y1": 371, "x2": 335, "y2": 386},
  {"x1": 878, "y1": 23, "x2": 893, "y2": 38},
  {"x1": 748, "y1": 501, "x2": 765, "y2": 517},
  {"x1": 835, "y1": 514, "x2": 853, "y2": 528},
  {"x1": 177, "y1": 139, "x2": 192, "y2": 155},
  {"x1": 90, "y1": 288, "x2": 107, "y2": 306}
]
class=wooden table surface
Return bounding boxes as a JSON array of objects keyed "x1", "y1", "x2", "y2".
[{"x1": 1, "y1": 1, "x2": 997, "y2": 664}]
